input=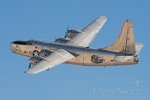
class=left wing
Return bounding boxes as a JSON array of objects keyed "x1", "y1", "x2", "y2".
[
  {"x1": 25, "y1": 49, "x2": 75, "y2": 74},
  {"x1": 66, "y1": 16, "x2": 107, "y2": 47}
]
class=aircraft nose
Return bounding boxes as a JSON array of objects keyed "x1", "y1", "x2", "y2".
[{"x1": 9, "y1": 42, "x2": 16, "y2": 52}]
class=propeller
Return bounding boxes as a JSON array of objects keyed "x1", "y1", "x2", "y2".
[
  {"x1": 28, "y1": 63, "x2": 31, "y2": 69},
  {"x1": 64, "y1": 26, "x2": 69, "y2": 38},
  {"x1": 67, "y1": 26, "x2": 69, "y2": 32}
]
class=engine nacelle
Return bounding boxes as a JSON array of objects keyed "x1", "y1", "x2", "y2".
[
  {"x1": 29, "y1": 56, "x2": 43, "y2": 65},
  {"x1": 55, "y1": 38, "x2": 69, "y2": 43},
  {"x1": 65, "y1": 29, "x2": 80, "y2": 39},
  {"x1": 39, "y1": 49, "x2": 52, "y2": 57}
]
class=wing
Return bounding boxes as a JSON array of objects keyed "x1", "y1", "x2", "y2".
[
  {"x1": 25, "y1": 49, "x2": 75, "y2": 74},
  {"x1": 66, "y1": 16, "x2": 107, "y2": 47}
]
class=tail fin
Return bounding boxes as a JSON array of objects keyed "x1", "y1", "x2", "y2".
[{"x1": 103, "y1": 20, "x2": 136, "y2": 54}]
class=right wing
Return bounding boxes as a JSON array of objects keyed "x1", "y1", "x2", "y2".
[
  {"x1": 25, "y1": 49, "x2": 75, "y2": 74},
  {"x1": 66, "y1": 16, "x2": 107, "y2": 47}
]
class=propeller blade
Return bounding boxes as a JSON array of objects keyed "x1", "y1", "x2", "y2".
[
  {"x1": 67, "y1": 26, "x2": 69, "y2": 32},
  {"x1": 64, "y1": 26, "x2": 69, "y2": 38},
  {"x1": 29, "y1": 63, "x2": 31, "y2": 69}
]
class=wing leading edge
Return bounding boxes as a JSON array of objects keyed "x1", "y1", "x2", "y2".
[
  {"x1": 25, "y1": 49, "x2": 75, "y2": 74},
  {"x1": 66, "y1": 16, "x2": 107, "y2": 47}
]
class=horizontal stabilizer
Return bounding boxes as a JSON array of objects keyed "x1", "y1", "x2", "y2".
[{"x1": 135, "y1": 43, "x2": 143, "y2": 55}]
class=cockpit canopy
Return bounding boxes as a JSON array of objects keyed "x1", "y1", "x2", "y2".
[{"x1": 12, "y1": 40, "x2": 32, "y2": 45}]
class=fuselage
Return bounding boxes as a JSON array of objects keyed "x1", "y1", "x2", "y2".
[{"x1": 10, "y1": 40, "x2": 138, "y2": 66}]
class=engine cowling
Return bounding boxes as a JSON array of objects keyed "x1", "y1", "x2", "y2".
[
  {"x1": 55, "y1": 38, "x2": 69, "y2": 43},
  {"x1": 39, "y1": 49, "x2": 52, "y2": 57},
  {"x1": 65, "y1": 29, "x2": 80, "y2": 39},
  {"x1": 29, "y1": 56, "x2": 43, "y2": 65}
]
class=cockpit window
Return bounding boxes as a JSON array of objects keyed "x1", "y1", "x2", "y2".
[{"x1": 13, "y1": 41, "x2": 32, "y2": 45}]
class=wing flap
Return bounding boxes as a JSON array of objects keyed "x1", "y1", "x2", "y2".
[{"x1": 25, "y1": 49, "x2": 75, "y2": 74}]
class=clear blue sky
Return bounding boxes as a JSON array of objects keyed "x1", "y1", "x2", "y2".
[{"x1": 0, "y1": 0, "x2": 149, "y2": 100}]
